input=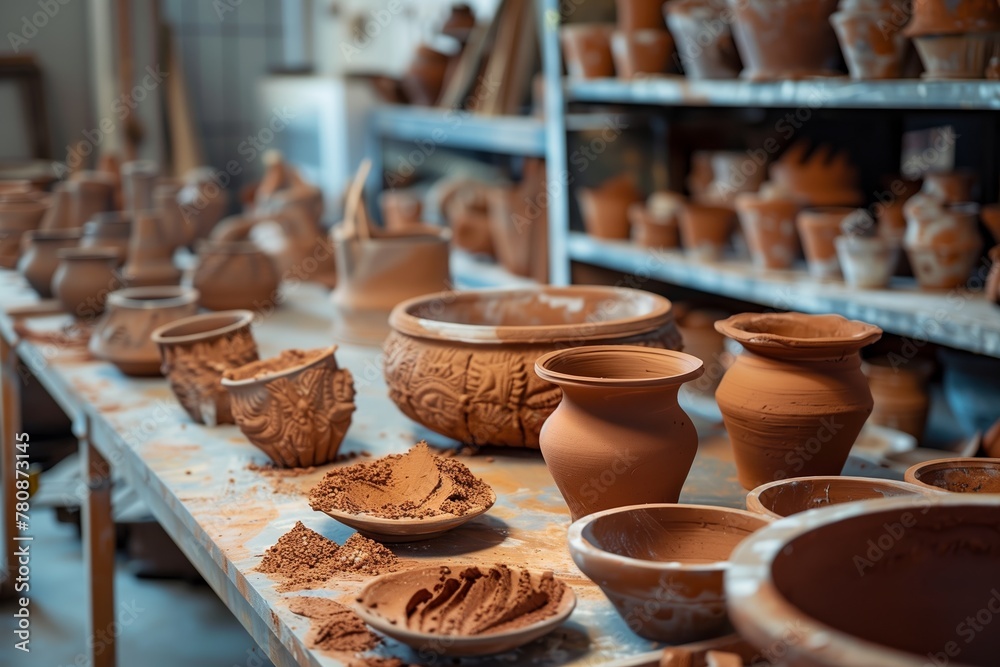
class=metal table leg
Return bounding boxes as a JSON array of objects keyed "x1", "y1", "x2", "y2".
[{"x1": 82, "y1": 418, "x2": 116, "y2": 667}]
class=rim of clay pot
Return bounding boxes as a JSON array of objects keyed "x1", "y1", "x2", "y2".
[
  {"x1": 714, "y1": 312, "x2": 882, "y2": 352},
  {"x1": 535, "y1": 345, "x2": 704, "y2": 387},
  {"x1": 56, "y1": 246, "x2": 121, "y2": 261},
  {"x1": 106, "y1": 286, "x2": 200, "y2": 310},
  {"x1": 903, "y1": 457, "x2": 1000, "y2": 494},
  {"x1": 25, "y1": 228, "x2": 83, "y2": 242},
  {"x1": 221, "y1": 346, "x2": 336, "y2": 386},
  {"x1": 389, "y1": 286, "x2": 676, "y2": 344},
  {"x1": 726, "y1": 495, "x2": 1000, "y2": 667},
  {"x1": 151, "y1": 309, "x2": 255, "y2": 346},
  {"x1": 745, "y1": 476, "x2": 928, "y2": 520}
]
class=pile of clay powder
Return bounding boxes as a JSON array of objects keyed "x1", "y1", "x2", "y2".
[{"x1": 308, "y1": 442, "x2": 494, "y2": 519}]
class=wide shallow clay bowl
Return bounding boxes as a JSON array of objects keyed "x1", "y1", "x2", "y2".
[
  {"x1": 568, "y1": 504, "x2": 771, "y2": 644},
  {"x1": 904, "y1": 457, "x2": 1000, "y2": 494},
  {"x1": 727, "y1": 495, "x2": 1000, "y2": 667},
  {"x1": 383, "y1": 286, "x2": 683, "y2": 448},
  {"x1": 355, "y1": 565, "x2": 575, "y2": 656},
  {"x1": 745, "y1": 475, "x2": 927, "y2": 520}
]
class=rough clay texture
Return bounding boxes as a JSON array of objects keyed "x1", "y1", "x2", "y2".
[
  {"x1": 309, "y1": 443, "x2": 493, "y2": 519},
  {"x1": 288, "y1": 597, "x2": 378, "y2": 653}
]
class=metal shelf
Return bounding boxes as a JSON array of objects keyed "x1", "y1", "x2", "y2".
[
  {"x1": 566, "y1": 77, "x2": 1000, "y2": 110},
  {"x1": 568, "y1": 232, "x2": 1000, "y2": 358},
  {"x1": 370, "y1": 105, "x2": 547, "y2": 156}
]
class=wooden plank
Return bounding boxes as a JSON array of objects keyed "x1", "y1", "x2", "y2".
[
  {"x1": 0, "y1": 334, "x2": 20, "y2": 598},
  {"x1": 82, "y1": 421, "x2": 117, "y2": 667}
]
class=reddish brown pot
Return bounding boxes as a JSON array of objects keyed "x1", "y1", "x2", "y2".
[
  {"x1": 769, "y1": 143, "x2": 863, "y2": 207},
  {"x1": 904, "y1": 457, "x2": 1000, "y2": 494},
  {"x1": 627, "y1": 192, "x2": 683, "y2": 249},
  {"x1": 796, "y1": 207, "x2": 855, "y2": 279},
  {"x1": 401, "y1": 45, "x2": 450, "y2": 106},
  {"x1": 577, "y1": 176, "x2": 641, "y2": 240},
  {"x1": 0, "y1": 199, "x2": 48, "y2": 268},
  {"x1": 734, "y1": 194, "x2": 801, "y2": 270},
  {"x1": 379, "y1": 190, "x2": 424, "y2": 232},
  {"x1": 80, "y1": 212, "x2": 131, "y2": 265},
  {"x1": 611, "y1": 30, "x2": 674, "y2": 79},
  {"x1": 913, "y1": 33, "x2": 997, "y2": 79},
  {"x1": 121, "y1": 160, "x2": 158, "y2": 214},
  {"x1": 727, "y1": 0, "x2": 842, "y2": 80},
  {"x1": 38, "y1": 183, "x2": 76, "y2": 231},
  {"x1": 616, "y1": 0, "x2": 666, "y2": 30},
  {"x1": 831, "y1": 6, "x2": 909, "y2": 80},
  {"x1": 987, "y1": 245, "x2": 1000, "y2": 306},
  {"x1": 193, "y1": 241, "x2": 280, "y2": 311},
  {"x1": 443, "y1": 185, "x2": 494, "y2": 256},
  {"x1": 921, "y1": 170, "x2": 977, "y2": 204},
  {"x1": 66, "y1": 172, "x2": 115, "y2": 227},
  {"x1": 903, "y1": 197, "x2": 981, "y2": 290},
  {"x1": 905, "y1": 0, "x2": 1000, "y2": 37},
  {"x1": 178, "y1": 170, "x2": 230, "y2": 242},
  {"x1": 863, "y1": 356, "x2": 932, "y2": 443},
  {"x1": 561, "y1": 24, "x2": 616, "y2": 79},
  {"x1": 665, "y1": 0, "x2": 742, "y2": 80},
  {"x1": 714, "y1": 312, "x2": 882, "y2": 490},
  {"x1": 17, "y1": 228, "x2": 82, "y2": 298},
  {"x1": 981, "y1": 203, "x2": 1000, "y2": 244},
  {"x1": 536, "y1": 346, "x2": 704, "y2": 520},
  {"x1": 678, "y1": 204, "x2": 735, "y2": 261},
  {"x1": 745, "y1": 475, "x2": 927, "y2": 520},
  {"x1": 122, "y1": 212, "x2": 182, "y2": 287},
  {"x1": 51, "y1": 247, "x2": 121, "y2": 319},
  {"x1": 154, "y1": 181, "x2": 194, "y2": 251},
  {"x1": 488, "y1": 183, "x2": 548, "y2": 280}
]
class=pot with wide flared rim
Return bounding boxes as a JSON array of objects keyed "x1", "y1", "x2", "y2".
[
  {"x1": 714, "y1": 312, "x2": 883, "y2": 490},
  {"x1": 745, "y1": 475, "x2": 928, "y2": 520},
  {"x1": 535, "y1": 345, "x2": 704, "y2": 520},
  {"x1": 904, "y1": 457, "x2": 1000, "y2": 494},
  {"x1": 51, "y1": 247, "x2": 122, "y2": 319},
  {"x1": 17, "y1": 228, "x2": 82, "y2": 298}
]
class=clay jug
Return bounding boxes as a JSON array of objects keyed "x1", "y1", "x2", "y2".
[
  {"x1": 178, "y1": 168, "x2": 229, "y2": 241},
  {"x1": 734, "y1": 193, "x2": 801, "y2": 270},
  {"x1": 121, "y1": 212, "x2": 181, "y2": 287},
  {"x1": 80, "y1": 212, "x2": 131, "y2": 265},
  {"x1": 714, "y1": 313, "x2": 882, "y2": 490},
  {"x1": 154, "y1": 181, "x2": 194, "y2": 250},
  {"x1": 17, "y1": 228, "x2": 82, "y2": 298},
  {"x1": 121, "y1": 160, "x2": 158, "y2": 213},
  {"x1": 577, "y1": 175, "x2": 641, "y2": 240},
  {"x1": 193, "y1": 241, "x2": 280, "y2": 312},
  {"x1": 535, "y1": 345, "x2": 704, "y2": 521},
  {"x1": 51, "y1": 247, "x2": 122, "y2": 319},
  {"x1": 862, "y1": 356, "x2": 932, "y2": 443}
]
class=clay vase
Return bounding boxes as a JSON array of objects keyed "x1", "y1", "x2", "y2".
[
  {"x1": 379, "y1": 191, "x2": 424, "y2": 232},
  {"x1": 611, "y1": 30, "x2": 675, "y2": 79},
  {"x1": 121, "y1": 160, "x2": 158, "y2": 214},
  {"x1": 797, "y1": 207, "x2": 855, "y2": 279},
  {"x1": 17, "y1": 229, "x2": 82, "y2": 298},
  {"x1": 0, "y1": 199, "x2": 48, "y2": 268},
  {"x1": 616, "y1": 0, "x2": 666, "y2": 30},
  {"x1": 535, "y1": 345, "x2": 704, "y2": 520},
  {"x1": 678, "y1": 204, "x2": 736, "y2": 261},
  {"x1": 89, "y1": 286, "x2": 200, "y2": 376},
  {"x1": 862, "y1": 356, "x2": 932, "y2": 443},
  {"x1": 714, "y1": 312, "x2": 883, "y2": 490},
  {"x1": 664, "y1": 0, "x2": 742, "y2": 79},
  {"x1": 400, "y1": 45, "x2": 450, "y2": 105},
  {"x1": 178, "y1": 168, "x2": 230, "y2": 241},
  {"x1": 192, "y1": 241, "x2": 280, "y2": 311},
  {"x1": 831, "y1": 0, "x2": 909, "y2": 80},
  {"x1": 727, "y1": 0, "x2": 842, "y2": 80},
  {"x1": 154, "y1": 181, "x2": 194, "y2": 251},
  {"x1": 906, "y1": 0, "x2": 1000, "y2": 79},
  {"x1": 151, "y1": 310, "x2": 260, "y2": 426},
  {"x1": 38, "y1": 183, "x2": 77, "y2": 231},
  {"x1": 734, "y1": 194, "x2": 801, "y2": 270},
  {"x1": 51, "y1": 247, "x2": 122, "y2": 319},
  {"x1": 221, "y1": 347, "x2": 356, "y2": 468},
  {"x1": 987, "y1": 245, "x2": 1000, "y2": 306},
  {"x1": 561, "y1": 24, "x2": 616, "y2": 79},
  {"x1": 578, "y1": 176, "x2": 642, "y2": 240},
  {"x1": 66, "y1": 172, "x2": 115, "y2": 227},
  {"x1": 121, "y1": 212, "x2": 182, "y2": 287},
  {"x1": 835, "y1": 233, "x2": 900, "y2": 288},
  {"x1": 80, "y1": 212, "x2": 131, "y2": 265},
  {"x1": 902, "y1": 197, "x2": 982, "y2": 290},
  {"x1": 627, "y1": 192, "x2": 684, "y2": 249}
]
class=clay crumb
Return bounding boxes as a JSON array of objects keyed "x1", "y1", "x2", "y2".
[
  {"x1": 288, "y1": 597, "x2": 378, "y2": 653},
  {"x1": 334, "y1": 533, "x2": 401, "y2": 575}
]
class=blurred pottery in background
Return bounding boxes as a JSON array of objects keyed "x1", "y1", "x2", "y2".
[
  {"x1": 0, "y1": 198, "x2": 48, "y2": 268},
  {"x1": 768, "y1": 142, "x2": 863, "y2": 207},
  {"x1": 831, "y1": 0, "x2": 910, "y2": 80},
  {"x1": 906, "y1": 0, "x2": 1000, "y2": 79},
  {"x1": 51, "y1": 247, "x2": 121, "y2": 318},
  {"x1": 379, "y1": 190, "x2": 424, "y2": 232},
  {"x1": 903, "y1": 196, "x2": 981, "y2": 290},
  {"x1": 401, "y1": 45, "x2": 450, "y2": 105},
  {"x1": 921, "y1": 170, "x2": 977, "y2": 204},
  {"x1": 797, "y1": 207, "x2": 855, "y2": 279},
  {"x1": 628, "y1": 192, "x2": 683, "y2": 249},
  {"x1": 443, "y1": 185, "x2": 494, "y2": 256},
  {"x1": 121, "y1": 160, "x2": 158, "y2": 214},
  {"x1": 178, "y1": 167, "x2": 230, "y2": 241},
  {"x1": 66, "y1": 171, "x2": 115, "y2": 226},
  {"x1": 577, "y1": 175, "x2": 641, "y2": 240},
  {"x1": 862, "y1": 356, "x2": 932, "y2": 443},
  {"x1": 193, "y1": 240, "x2": 280, "y2": 312},
  {"x1": 616, "y1": 0, "x2": 666, "y2": 30},
  {"x1": 678, "y1": 204, "x2": 735, "y2": 261},
  {"x1": 728, "y1": 0, "x2": 842, "y2": 80},
  {"x1": 488, "y1": 164, "x2": 549, "y2": 282},
  {"x1": 154, "y1": 181, "x2": 194, "y2": 251},
  {"x1": 17, "y1": 228, "x2": 82, "y2": 298},
  {"x1": 121, "y1": 212, "x2": 181, "y2": 287},
  {"x1": 981, "y1": 203, "x2": 1000, "y2": 243},
  {"x1": 561, "y1": 24, "x2": 615, "y2": 79},
  {"x1": 675, "y1": 306, "x2": 730, "y2": 396},
  {"x1": 734, "y1": 194, "x2": 800, "y2": 270},
  {"x1": 80, "y1": 212, "x2": 131, "y2": 265},
  {"x1": 987, "y1": 245, "x2": 1000, "y2": 306},
  {"x1": 665, "y1": 0, "x2": 742, "y2": 79},
  {"x1": 611, "y1": 30, "x2": 675, "y2": 79},
  {"x1": 835, "y1": 233, "x2": 899, "y2": 288},
  {"x1": 38, "y1": 183, "x2": 76, "y2": 231}
]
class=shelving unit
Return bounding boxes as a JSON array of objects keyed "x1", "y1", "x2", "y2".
[{"x1": 369, "y1": 105, "x2": 547, "y2": 156}]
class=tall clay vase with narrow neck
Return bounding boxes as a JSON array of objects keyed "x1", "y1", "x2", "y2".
[
  {"x1": 535, "y1": 345, "x2": 704, "y2": 521},
  {"x1": 121, "y1": 160, "x2": 158, "y2": 214},
  {"x1": 121, "y1": 212, "x2": 181, "y2": 287},
  {"x1": 715, "y1": 313, "x2": 882, "y2": 490}
]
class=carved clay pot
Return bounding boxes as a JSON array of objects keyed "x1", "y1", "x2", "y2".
[
  {"x1": 121, "y1": 160, "x2": 158, "y2": 213},
  {"x1": 569, "y1": 504, "x2": 770, "y2": 643},
  {"x1": 616, "y1": 0, "x2": 666, "y2": 30},
  {"x1": 51, "y1": 247, "x2": 122, "y2": 319},
  {"x1": 903, "y1": 197, "x2": 982, "y2": 290},
  {"x1": 178, "y1": 168, "x2": 230, "y2": 241},
  {"x1": 401, "y1": 45, "x2": 450, "y2": 105},
  {"x1": 38, "y1": 183, "x2": 76, "y2": 231},
  {"x1": 80, "y1": 212, "x2": 131, "y2": 265},
  {"x1": 611, "y1": 30, "x2": 675, "y2": 79},
  {"x1": 727, "y1": 495, "x2": 1000, "y2": 667},
  {"x1": 987, "y1": 245, "x2": 1000, "y2": 306},
  {"x1": 535, "y1": 346, "x2": 704, "y2": 519},
  {"x1": 862, "y1": 356, "x2": 932, "y2": 443},
  {"x1": 193, "y1": 241, "x2": 280, "y2": 311},
  {"x1": 745, "y1": 475, "x2": 927, "y2": 520},
  {"x1": 121, "y1": 212, "x2": 182, "y2": 287},
  {"x1": 222, "y1": 347, "x2": 356, "y2": 467},
  {"x1": 664, "y1": 0, "x2": 742, "y2": 79},
  {"x1": 561, "y1": 24, "x2": 616, "y2": 79},
  {"x1": 151, "y1": 310, "x2": 260, "y2": 426},
  {"x1": 835, "y1": 233, "x2": 900, "y2": 288},
  {"x1": 831, "y1": 3, "x2": 909, "y2": 80},
  {"x1": 578, "y1": 176, "x2": 641, "y2": 240},
  {"x1": 627, "y1": 192, "x2": 684, "y2": 249},
  {"x1": 89, "y1": 286, "x2": 200, "y2": 376},
  {"x1": 384, "y1": 286, "x2": 684, "y2": 449},
  {"x1": 714, "y1": 313, "x2": 882, "y2": 490},
  {"x1": 678, "y1": 204, "x2": 736, "y2": 261},
  {"x1": 904, "y1": 457, "x2": 1000, "y2": 494},
  {"x1": 66, "y1": 172, "x2": 115, "y2": 227},
  {"x1": 734, "y1": 194, "x2": 801, "y2": 270},
  {"x1": 379, "y1": 190, "x2": 424, "y2": 232},
  {"x1": 17, "y1": 229, "x2": 82, "y2": 298},
  {"x1": 727, "y1": 0, "x2": 841, "y2": 80},
  {"x1": 796, "y1": 207, "x2": 854, "y2": 279}
]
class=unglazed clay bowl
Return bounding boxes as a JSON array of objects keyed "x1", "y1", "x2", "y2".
[
  {"x1": 727, "y1": 495, "x2": 1000, "y2": 667},
  {"x1": 568, "y1": 504, "x2": 770, "y2": 644},
  {"x1": 383, "y1": 286, "x2": 683, "y2": 448},
  {"x1": 354, "y1": 565, "x2": 575, "y2": 656},
  {"x1": 904, "y1": 457, "x2": 1000, "y2": 494},
  {"x1": 745, "y1": 476, "x2": 928, "y2": 520}
]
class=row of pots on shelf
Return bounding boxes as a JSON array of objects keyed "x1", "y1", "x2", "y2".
[{"x1": 564, "y1": 0, "x2": 1000, "y2": 81}]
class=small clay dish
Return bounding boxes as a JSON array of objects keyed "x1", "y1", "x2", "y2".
[
  {"x1": 745, "y1": 476, "x2": 928, "y2": 520},
  {"x1": 354, "y1": 565, "x2": 576, "y2": 656},
  {"x1": 568, "y1": 503, "x2": 770, "y2": 644},
  {"x1": 904, "y1": 457, "x2": 1000, "y2": 494}
]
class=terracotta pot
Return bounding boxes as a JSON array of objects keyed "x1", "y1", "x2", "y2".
[
  {"x1": 178, "y1": 168, "x2": 230, "y2": 241},
  {"x1": 263, "y1": 185, "x2": 324, "y2": 228},
  {"x1": 89, "y1": 286, "x2": 200, "y2": 376},
  {"x1": 980, "y1": 203, "x2": 1000, "y2": 244},
  {"x1": 727, "y1": 0, "x2": 842, "y2": 80},
  {"x1": 796, "y1": 207, "x2": 854, "y2": 279},
  {"x1": 745, "y1": 475, "x2": 926, "y2": 520},
  {"x1": 912, "y1": 33, "x2": 998, "y2": 79},
  {"x1": 96, "y1": 153, "x2": 123, "y2": 210},
  {"x1": 51, "y1": 247, "x2": 122, "y2": 319},
  {"x1": 379, "y1": 190, "x2": 424, "y2": 232},
  {"x1": 38, "y1": 183, "x2": 77, "y2": 231},
  {"x1": 222, "y1": 347, "x2": 356, "y2": 467},
  {"x1": 66, "y1": 172, "x2": 115, "y2": 227},
  {"x1": 862, "y1": 356, "x2": 932, "y2": 443},
  {"x1": 903, "y1": 197, "x2": 981, "y2": 290},
  {"x1": 834, "y1": 233, "x2": 900, "y2": 288},
  {"x1": 193, "y1": 241, "x2": 280, "y2": 312},
  {"x1": 121, "y1": 212, "x2": 181, "y2": 287},
  {"x1": 676, "y1": 307, "x2": 731, "y2": 396},
  {"x1": 611, "y1": 30, "x2": 675, "y2": 79},
  {"x1": 664, "y1": 0, "x2": 741, "y2": 79},
  {"x1": 535, "y1": 346, "x2": 704, "y2": 519},
  {"x1": 921, "y1": 170, "x2": 977, "y2": 204},
  {"x1": 769, "y1": 143, "x2": 863, "y2": 207},
  {"x1": 734, "y1": 194, "x2": 801, "y2": 270},
  {"x1": 905, "y1": 0, "x2": 1000, "y2": 38},
  {"x1": 154, "y1": 181, "x2": 194, "y2": 250},
  {"x1": 561, "y1": 24, "x2": 616, "y2": 79},
  {"x1": 678, "y1": 204, "x2": 736, "y2": 261},
  {"x1": 151, "y1": 310, "x2": 260, "y2": 425},
  {"x1": 80, "y1": 212, "x2": 131, "y2": 265},
  {"x1": 568, "y1": 504, "x2": 770, "y2": 643},
  {"x1": 904, "y1": 457, "x2": 1000, "y2": 494},
  {"x1": 987, "y1": 245, "x2": 1000, "y2": 306},
  {"x1": 443, "y1": 186, "x2": 494, "y2": 256},
  {"x1": 938, "y1": 347, "x2": 1000, "y2": 437},
  {"x1": 121, "y1": 160, "x2": 158, "y2": 213},
  {"x1": 0, "y1": 199, "x2": 48, "y2": 268},
  {"x1": 694, "y1": 151, "x2": 767, "y2": 207},
  {"x1": 627, "y1": 192, "x2": 683, "y2": 249},
  {"x1": 383, "y1": 286, "x2": 684, "y2": 449},
  {"x1": 488, "y1": 182, "x2": 549, "y2": 280},
  {"x1": 714, "y1": 313, "x2": 882, "y2": 490},
  {"x1": 17, "y1": 229, "x2": 82, "y2": 298},
  {"x1": 400, "y1": 45, "x2": 450, "y2": 106},
  {"x1": 616, "y1": 0, "x2": 666, "y2": 30},
  {"x1": 831, "y1": 6, "x2": 909, "y2": 80},
  {"x1": 727, "y1": 495, "x2": 1000, "y2": 667}
]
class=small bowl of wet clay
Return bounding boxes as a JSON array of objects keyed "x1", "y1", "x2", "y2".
[
  {"x1": 308, "y1": 442, "x2": 496, "y2": 542},
  {"x1": 904, "y1": 457, "x2": 1000, "y2": 494},
  {"x1": 355, "y1": 564, "x2": 575, "y2": 656},
  {"x1": 746, "y1": 476, "x2": 928, "y2": 520}
]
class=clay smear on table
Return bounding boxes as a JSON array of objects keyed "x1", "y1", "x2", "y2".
[
  {"x1": 258, "y1": 522, "x2": 400, "y2": 591},
  {"x1": 288, "y1": 597, "x2": 378, "y2": 652},
  {"x1": 309, "y1": 443, "x2": 493, "y2": 519}
]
